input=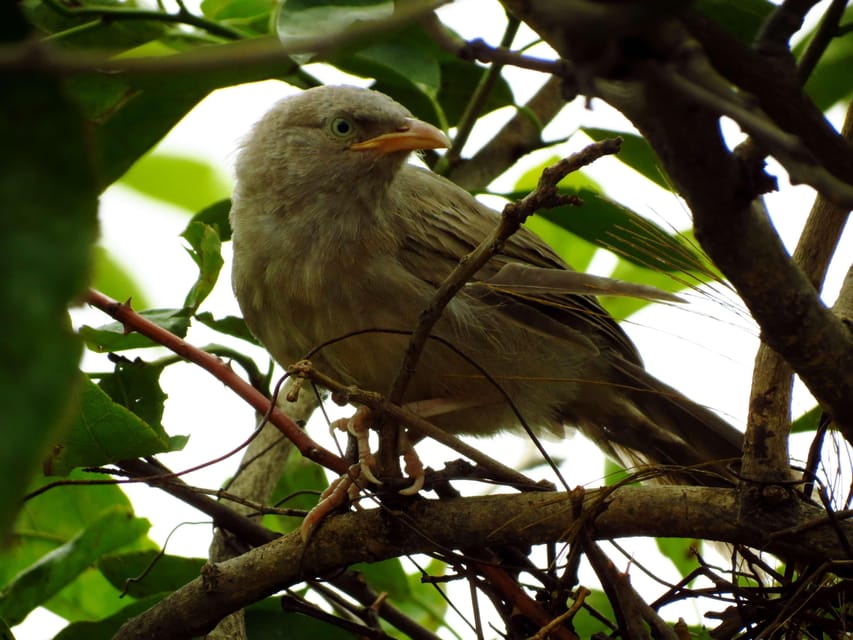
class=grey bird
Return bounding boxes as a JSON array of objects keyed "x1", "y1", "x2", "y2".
[{"x1": 230, "y1": 84, "x2": 742, "y2": 485}]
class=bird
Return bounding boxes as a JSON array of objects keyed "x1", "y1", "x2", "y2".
[{"x1": 229, "y1": 84, "x2": 743, "y2": 487}]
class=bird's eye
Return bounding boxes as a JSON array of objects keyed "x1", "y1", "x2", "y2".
[{"x1": 329, "y1": 117, "x2": 354, "y2": 138}]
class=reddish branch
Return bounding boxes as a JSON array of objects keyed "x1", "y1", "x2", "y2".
[{"x1": 84, "y1": 290, "x2": 348, "y2": 475}]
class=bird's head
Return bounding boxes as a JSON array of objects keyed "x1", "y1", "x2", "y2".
[{"x1": 234, "y1": 85, "x2": 449, "y2": 212}]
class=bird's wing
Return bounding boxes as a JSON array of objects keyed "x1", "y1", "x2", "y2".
[{"x1": 392, "y1": 166, "x2": 644, "y2": 364}]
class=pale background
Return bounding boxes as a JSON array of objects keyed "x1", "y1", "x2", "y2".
[{"x1": 17, "y1": 0, "x2": 851, "y2": 636}]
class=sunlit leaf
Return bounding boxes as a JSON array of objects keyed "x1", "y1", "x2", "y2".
[
  {"x1": 581, "y1": 127, "x2": 669, "y2": 190},
  {"x1": 0, "y1": 507, "x2": 149, "y2": 625},
  {"x1": 120, "y1": 153, "x2": 230, "y2": 213},
  {"x1": 92, "y1": 246, "x2": 150, "y2": 313}
]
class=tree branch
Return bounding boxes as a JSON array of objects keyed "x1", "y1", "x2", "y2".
[
  {"x1": 84, "y1": 290, "x2": 348, "y2": 475},
  {"x1": 112, "y1": 485, "x2": 853, "y2": 640}
]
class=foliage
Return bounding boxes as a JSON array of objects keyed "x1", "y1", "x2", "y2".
[{"x1": 2, "y1": 0, "x2": 852, "y2": 638}]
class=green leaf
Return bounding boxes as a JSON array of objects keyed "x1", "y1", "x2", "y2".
[
  {"x1": 334, "y1": 25, "x2": 442, "y2": 94},
  {"x1": 5, "y1": 471, "x2": 137, "y2": 583},
  {"x1": 120, "y1": 152, "x2": 230, "y2": 213},
  {"x1": 277, "y1": 0, "x2": 394, "y2": 53},
  {"x1": 246, "y1": 597, "x2": 354, "y2": 640},
  {"x1": 43, "y1": 377, "x2": 178, "y2": 476},
  {"x1": 524, "y1": 215, "x2": 598, "y2": 273},
  {"x1": 437, "y1": 58, "x2": 515, "y2": 126},
  {"x1": 53, "y1": 594, "x2": 166, "y2": 640},
  {"x1": 195, "y1": 312, "x2": 258, "y2": 344},
  {"x1": 400, "y1": 558, "x2": 450, "y2": 634},
  {"x1": 570, "y1": 588, "x2": 615, "y2": 636},
  {"x1": 181, "y1": 221, "x2": 224, "y2": 312},
  {"x1": 97, "y1": 356, "x2": 168, "y2": 429},
  {"x1": 694, "y1": 0, "x2": 775, "y2": 43},
  {"x1": 98, "y1": 551, "x2": 205, "y2": 599},
  {"x1": 92, "y1": 246, "x2": 150, "y2": 310},
  {"x1": 24, "y1": 2, "x2": 166, "y2": 51},
  {"x1": 80, "y1": 308, "x2": 191, "y2": 352},
  {"x1": 602, "y1": 245, "x2": 716, "y2": 321},
  {"x1": 0, "y1": 71, "x2": 98, "y2": 538},
  {"x1": 263, "y1": 447, "x2": 328, "y2": 535},
  {"x1": 535, "y1": 189, "x2": 711, "y2": 273},
  {"x1": 797, "y1": 6, "x2": 853, "y2": 110},
  {"x1": 74, "y1": 43, "x2": 315, "y2": 190},
  {"x1": 201, "y1": 0, "x2": 272, "y2": 21},
  {"x1": 581, "y1": 128, "x2": 669, "y2": 190},
  {"x1": 0, "y1": 507, "x2": 149, "y2": 626},
  {"x1": 352, "y1": 559, "x2": 411, "y2": 600},
  {"x1": 791, "y1": 406, "x2": 822, "y2": 433},
  {"x1": 656, "y1": 537, "x2": 701, "y2": 577},
  {"x1": 192, "y1": 198, "x2": 233, "y2": 242}
]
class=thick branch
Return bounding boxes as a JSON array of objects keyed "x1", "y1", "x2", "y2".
[
  {"x1": 112, "y1": 486, "x2": 852, "y2": 640},
  {"x1": 499, "y1": 0, "x2": 853, "y2": 445}
]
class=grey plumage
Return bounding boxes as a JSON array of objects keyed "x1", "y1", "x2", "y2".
[{"x1": 230, "y1": 85, "x2": 743, "y2": 484}]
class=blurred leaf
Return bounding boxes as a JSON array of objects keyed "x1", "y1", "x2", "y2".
[
  {"x1": 76, "y1": 45, "x2": 316, "y2": 190},
  {"x1": 246, "y1": 597, "x2": 354, "y2": 640},
  {"x1": 195, "y1": 312, "x2": 259, "y2": 344},
  {"x1": 98, "y1": 550, "x2": 205, "y2": 598},
  {"x1": 581, "y1": 127, "x2": 669, "y2": 190},
  {"x1": 570, "y1": 588, "x2": 615, "y2": 636},
  {"x1": 351, "y1": 559, "x2": 411, "y2": 600},
  {"x1": 602, "y1": 250, "x2": 715, "y2": 321},
  {"x1": 92, "y1": 246, "x2": 150, "y2": 310},
  {"x1": 797, "y1": 6, "x2": 853, "y2": 110},
  {"x1": 4, "y1": 471, "x2": 141, "y2": 583},
  {"x1": 694, "y1": 0, "x2": 775, "y2": 43},
  {"x1": 400, "y1": 558, "x2": 449, "y2": 633},
  {"x1": 192, "y1": 198, "x2": 233, "y2": 242},
  {"x1": 181, "y1": 221, "x2": 224, "y2": 312},
  {"x1": 278, "y1": 0, "x2": 393, "y2": 55},
  {"x1": 263, "y1": 447, "x2": 327, "y2": 535},
  {"x1": 80, "y1": 308, "x2": 191, "y2": 352},
  {"x1": 0, "y1": 507, "x2": 149, "y2": 625},
  {"x1": 24, "y1": 2, "x2": 166, "y2": 51},
  {"x1": 53, "y1": 594, "x2": 166, "y2": 640},
  {"x1": 656, "y1": 537, "x2": 701, "y2": 577},
  {"x1": 44, "y1": 377, "x2": 179, "y2": 476},
  {"x1": 791, "y1": 405, "x2": 821, "y2": 433},
  {"x1": 436, "y1": 58, "x2": 515, "y2": 126},
  {"x1": 45, "y1": 568, "x2": 128, "y2": 624},
  {"x1": 335, "y1": 25, "x2": 442, "y2": 94},
  {"x1": 202, "y1": 0, "x2": 272, "y2": 21},
  {"x1": 525, "y1": 215, "x2": 598, "y2": 273},
  {"x1": 0, "y1": 71, "x2": 98, "y2": 538},
  {"x1": 120, "y1": 153, "x2": 230, "y2": 213}
]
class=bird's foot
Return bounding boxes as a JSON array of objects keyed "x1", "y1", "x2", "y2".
[
  {"x1": 300, "y1": 463, "x2": 365, "y2": 542},
  {"x1": 332, "y1": 406, "x2": 382, "y2": 485},
  {"x1": 331, "y1": 406, "x2": 426, "y2": 495}
]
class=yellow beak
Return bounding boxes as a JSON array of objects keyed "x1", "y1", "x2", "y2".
[{"x1": 350, "y1": 117, "x2": 450, "y2": 155}]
